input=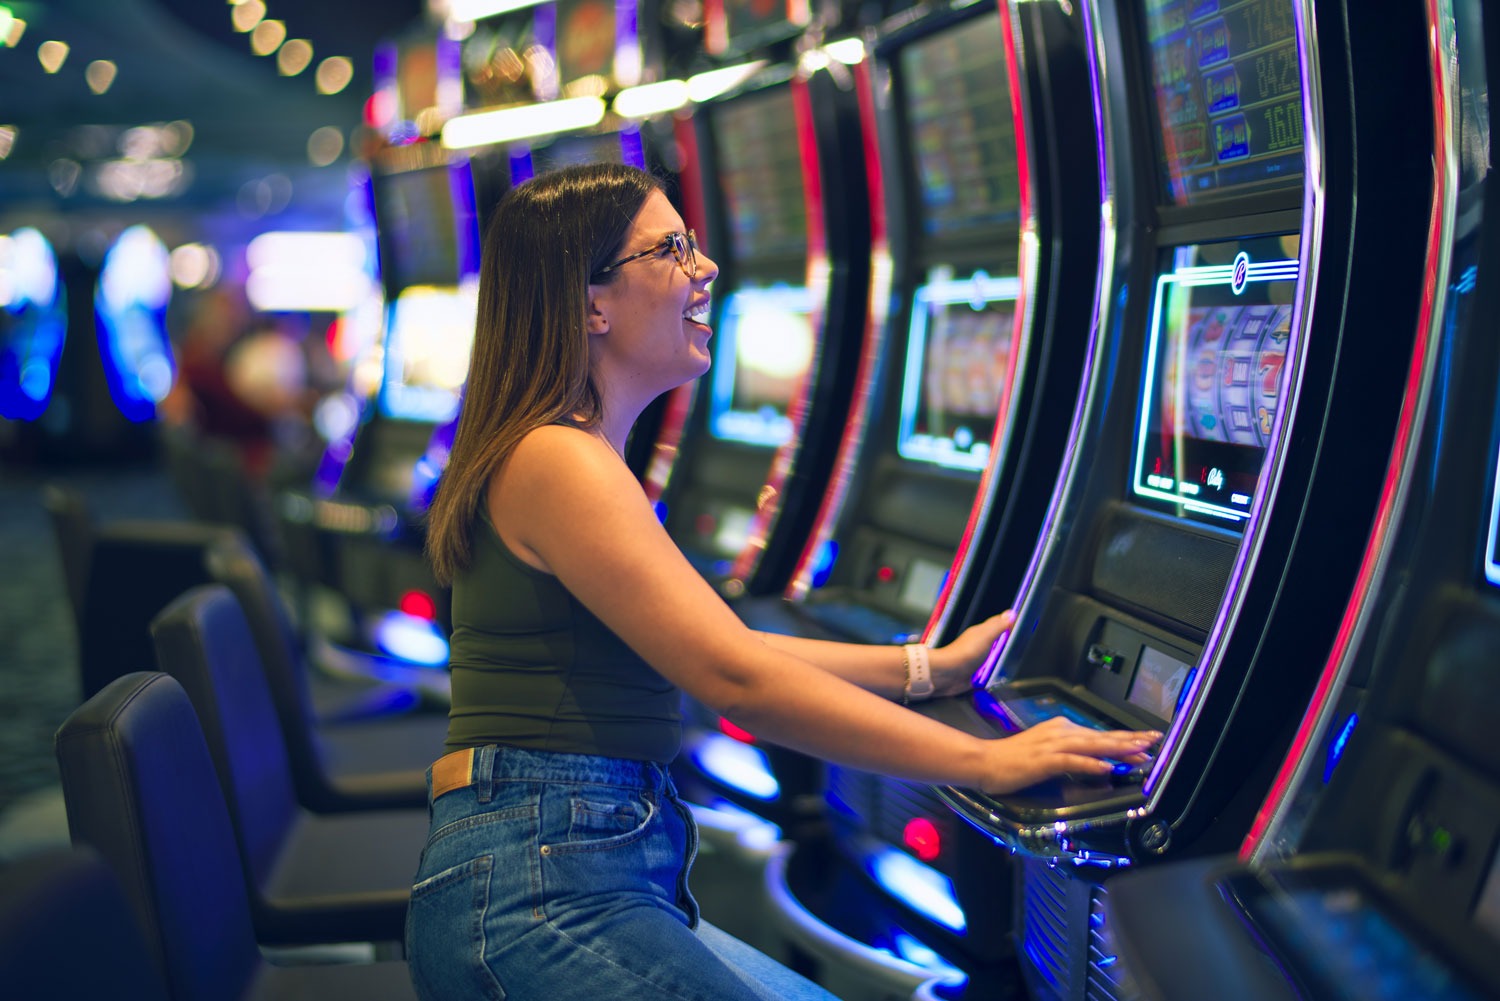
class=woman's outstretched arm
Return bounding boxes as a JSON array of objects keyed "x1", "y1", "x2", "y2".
[{"x1": 490, "y1": 425, "x2": 1157, "y2": 795}]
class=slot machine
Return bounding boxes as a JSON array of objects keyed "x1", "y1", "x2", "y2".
[
  {"x1": 748, "y1": 0, "x2": 1103, "y2": 993},
  {"x1": 880, "y1": 0, "x2": 1439, "y2": 998},
  {"x1": 663, "y1": 52, "x2": 876, "y2": 833},
  {"x1": 655, "y1": 61, "x2": 870, "y2": 593},
  {"x1": 1102, "y1": 4, "x2": 1500, "y2": 998},
  {"x1": 689, "y1": 4, "x2": 1029, "y2": 847},
  {"x1": 735, "y1": 0, "x2": 1035, "y2": 652},
  {"x1": 0, "y1": 228, "x2": 67, "y2": 423}
]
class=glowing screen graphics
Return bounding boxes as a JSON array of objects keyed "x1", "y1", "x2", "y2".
[
  {"x1": 1132, "y1": 240, "x2": 1299, "y2": 524},
  {"x1": 1142, "y1": 0, "x2": 1305, "y2": 206},
  {"x1": 714, "y1": 86, "x2": 809, "y2": 263},
  {"x1": 1127, "y1": 645, "x2": 1194, "y2": 722},
  {"x1": 899, "y1": 9, "x2": 1020, "y2": 238},
  {"x1": 95, "y1": 225, "x2": 174, "y2": 423},
  {"x1": 0, "y1": 228, "x2": 67, "y2": 421},
  {"x1": 897, "y1": 272, "x2": 1019, "y2": 472},
  {"x1": 708, "y1": 284, "x2": 815, "y2": 447},
  {"x1": 378, "y1": 283, "x2": 478, "y2": 424}
]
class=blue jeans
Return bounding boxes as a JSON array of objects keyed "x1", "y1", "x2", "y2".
[{"x1": 406, "y1": 744, "x2": 839, "y2": 1001}]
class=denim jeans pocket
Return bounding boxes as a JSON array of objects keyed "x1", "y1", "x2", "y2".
[
  {"x1": 551, "y1": 791, "x2": 656, "y2": 853},
  {"x1": 407, "y1": 854, "x2": 508, "y2": 1000}
]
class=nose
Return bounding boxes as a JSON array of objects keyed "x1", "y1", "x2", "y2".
[{"x1": 695, "y1": 248, "x2": 720, "y2": 284}]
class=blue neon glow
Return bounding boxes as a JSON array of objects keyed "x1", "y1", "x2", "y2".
[
  {"x1": 867, "y1": 847, "x2": 967, "y2": 933},
  {"x1": 809, "y1": 539, "x2": 838, "y2": 589},
  {"x1": 0, "y1": 228, "x2": 67, "y2": 421},
  {"x1": 1485, "y1": 411, "x2": 1500, "y2": 585},
  {"x1": 1324, "y1": 712, "x2": 1359, "y2": 783},
  {"x1": 690, "y1": 733, "x2": 780, "y2": 800},
  {"x1": 373, "y1": 611, "x2": 450, "y2": 666},
  {"x1": 95, "y1": 225, "x2": 173, "y2": 423},
  {"x1": 509, "y1": 149, "x2": 536, "y2": 186}
]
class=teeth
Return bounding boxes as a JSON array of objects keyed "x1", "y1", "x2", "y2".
[{"x1": 684, "y1": 303, "x2": 710, "y2": 323}]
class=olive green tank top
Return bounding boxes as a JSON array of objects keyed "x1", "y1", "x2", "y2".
[{"x1": 445, "y1": 513, "x2": 681, "y2": 762}]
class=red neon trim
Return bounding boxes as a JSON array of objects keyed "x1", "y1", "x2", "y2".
[
  {"x1": 719, "y1": 717, "x2": 757, "y2": 744},
  {"x1": 923, "y1": 0, "x2": 1033, "y2": 640},
  {"x1": 640, "y1": 115, "x2": 712, "y2": 501},
  {"x1": 728, "y1": 77, "x2": 826, "y2": 585},
  {"x1": 785, "y1": 58, "x2": 890, "y2": 599}
]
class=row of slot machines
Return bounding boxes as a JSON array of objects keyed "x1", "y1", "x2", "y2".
[
  {"x1": 321, "y1": 0, "x2": 1500, "y2": 996},
  {"x1": 1, "y1": 224, "x2": 176, "y2": 459}
]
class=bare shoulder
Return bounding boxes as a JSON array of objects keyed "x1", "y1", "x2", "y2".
[
  {"x1": 502, "y1": 424, "x2": 636, "y2": 496},
  {"x1": 489, "y1": 425, "x2": 651, "y2": 570}
]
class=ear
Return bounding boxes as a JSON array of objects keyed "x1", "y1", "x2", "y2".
[{"x1": 585, "y1": 284, "x2": 610, "y2": 336}]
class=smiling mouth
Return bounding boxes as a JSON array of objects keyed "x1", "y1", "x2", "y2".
[{"x1": 683, "y1": 302, "x2": 711, "y2": 324}]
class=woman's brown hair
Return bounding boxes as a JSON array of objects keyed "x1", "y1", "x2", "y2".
[{"x1": 424, "y1": 162, "x2": 664, "y2": 585}]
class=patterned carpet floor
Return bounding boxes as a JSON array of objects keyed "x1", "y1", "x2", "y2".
[{"x1": 0, "y1": 457, "x2": 190, "y2": 853}]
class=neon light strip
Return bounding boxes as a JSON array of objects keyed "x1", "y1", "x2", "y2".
[
  {"x1": 728, "y1": 75, "x2": 826, "y2": 586},
  {"x1": 1243, "y1": 0, "x2": 1457, "y2": 863},
  {"x1": 784, "y1": 56, "x2": 891, "y2": 600}
]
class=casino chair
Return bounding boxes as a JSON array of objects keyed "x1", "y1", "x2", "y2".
[
  {"x1": 47, "y1": 483, "x2": 432, "y2": 730},
  {"x1": 149, "y1": 586, "x2": 429, "y2": 946},
  {"x1": 55, "y1": 671, "x2": 420, "y2": 1000},
  {"x1": 201, "y1": 530, "x2": 448, "y2": 811},
  {"x1": 40, "y1": 483, "x2": 94, "y2": 639},
  {"x1": 0, "y1": 844, "x2": 169, "y2": 1001}
]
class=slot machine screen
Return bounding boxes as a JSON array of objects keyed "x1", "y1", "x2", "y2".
[
  {"x1": 898, "y1": 10, "x2": 1020, "y2": 239},
  {"x1": 378, "y1": 283, "x2": 478, "y2": 424},
  {"x1": 707, "y1": 284, "x2": 815, "y2": 447},
  {"x1": 1130, "y1": 238, "x2": 1300, "y2": 525},
  {"x1": 1141, "y1": 0, "x2": 1305, "y2": 207},
  {"x1": 374, "y1": 164, "x2": 468, "y2": 292},
  {"x1": 713, "y1": 86, "x2": 809, "y2": 263},
  {"x1": 895, "y1": 272, "x2": 1019, "y2": 472}
]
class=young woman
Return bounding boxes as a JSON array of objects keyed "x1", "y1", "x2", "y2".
[{"x1": 408, "y1": 163, "x2": 1158, "y2": 1000}]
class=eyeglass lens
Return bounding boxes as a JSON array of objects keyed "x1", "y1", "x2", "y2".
[{"x1": 674, "y1": 231, "x2": 698, "y2": 278}]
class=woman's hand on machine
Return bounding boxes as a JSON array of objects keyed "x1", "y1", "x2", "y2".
[
  {"x1": 928, "y1": 610, "x2": 1016, "y2": 697},
  {"x1": 974, "y1": 717, "x2": 1161, "y2": 796}
]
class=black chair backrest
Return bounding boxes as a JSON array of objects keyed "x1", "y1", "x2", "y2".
[
  {"x1": 40, "y1": 483, "x2": 93, "y2": 634},
  {"x1": 149, "y1": 584, "x2": 301, "y2": 886},
  {"x1": 75, "y1": 520, "x2": 242, "y2": 700},
  {"x1": 201, "y1": 533, "x2": 335, "y2": 798},
  {"x1": 55, "y1": 671, "x2": 262, "y2": 1001}
]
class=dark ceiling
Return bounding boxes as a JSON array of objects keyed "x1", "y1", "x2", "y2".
[{"x1": 0, "y1": 0, "x2": 425, "y2": 247}]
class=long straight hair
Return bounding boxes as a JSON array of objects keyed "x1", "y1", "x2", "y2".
[{"x1": 425, "y1": 163, "x2": 663, "y2": 585}]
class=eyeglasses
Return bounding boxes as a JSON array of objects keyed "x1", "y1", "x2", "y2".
[{"x1": 592, "y1": 230, "x2": 698, "y2": 281}]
